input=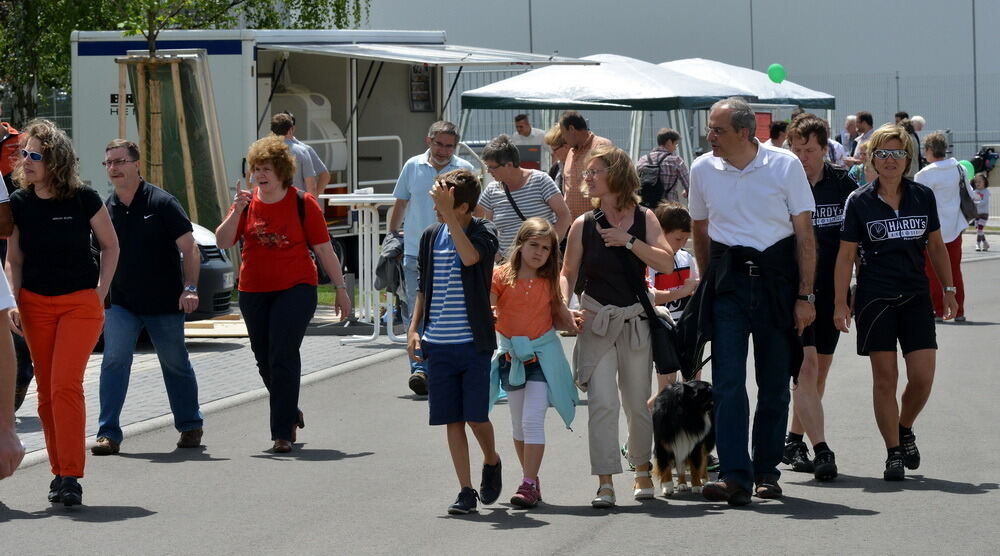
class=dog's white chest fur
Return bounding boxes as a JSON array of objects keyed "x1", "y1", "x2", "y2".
[{"x1": 671, "y1": 413, "x2": 712, "y2": 460}]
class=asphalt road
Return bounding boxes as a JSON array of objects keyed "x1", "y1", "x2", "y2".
[{"x1": 1, "y1": 248, "x2": 998, "y2": 555}]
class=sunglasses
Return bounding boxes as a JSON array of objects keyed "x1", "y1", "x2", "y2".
[
  {"x1": 872, "y1": 149, "x2": 908, "y2": 160},
  {"x1": 21, "y1": 149, "x2": 42, "y2": 161}
]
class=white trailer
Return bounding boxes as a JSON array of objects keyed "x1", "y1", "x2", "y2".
[{"x1": 71, "y1": 29, "x2": 589, "y2": 241}]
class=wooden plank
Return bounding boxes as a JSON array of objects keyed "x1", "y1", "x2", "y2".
[
  {"x1": 117, "y1": 62, "x2": 127, "y2": 139},
  {"x1": 171, "y1": 62, "x2": 198, "y2": 222},
  {"x1": 149, "y1": 70, "x2": 163, "y2": 188},
  {"x1": 136, "y1": 63, "x2": 148, "y2": 178}
]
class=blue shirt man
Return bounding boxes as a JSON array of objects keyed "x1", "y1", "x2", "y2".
[{"x1": 389, "y1": 121, "x2": 473, "y2": 395}]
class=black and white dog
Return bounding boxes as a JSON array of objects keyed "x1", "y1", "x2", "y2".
[{"x1": 651, "y1": 380, "x2": 715, "y2": 496}]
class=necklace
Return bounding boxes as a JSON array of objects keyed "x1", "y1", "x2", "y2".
[{"x1": 605, "y1": 208, "x2": 630, "y2": 229}]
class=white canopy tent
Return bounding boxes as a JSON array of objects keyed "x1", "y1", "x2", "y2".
[{"x1": 460, "y1": 53, "x2": 758, "y2": 161}]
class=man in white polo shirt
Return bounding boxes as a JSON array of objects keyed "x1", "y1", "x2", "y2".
[{"x1": 688, "y1": 97, "x2": 816, "y2": 507}]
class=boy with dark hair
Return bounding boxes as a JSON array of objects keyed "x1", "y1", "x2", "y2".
[{"x1": 406, "y1": 169, "x2": 502, "y2": 515}]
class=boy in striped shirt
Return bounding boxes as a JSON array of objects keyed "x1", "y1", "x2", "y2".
[{"x1": 406, "y1": 169, "x2": 502, "y2": 515}]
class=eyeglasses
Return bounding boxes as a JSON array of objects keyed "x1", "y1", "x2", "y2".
[
  {"x1": 872, "y1": 149, "x2": 908, "y2": 160},
  {"x1": 101, "y1": 158, "x2": 137, "y2": 167},
  {"x1": 705, "y1": 126, "x2": 731, "y2": 137},
  {"x1": 431, "y1": 140, "x2": 457, "y2": 150},
  {"x1": 21, "y1": 149, "x2": 42, "y2": 161},
  {"x1": 582, "y1": 168, "x2": 608, "y2": 179}
]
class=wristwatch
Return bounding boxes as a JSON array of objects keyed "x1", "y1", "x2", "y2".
[
  {"x1": 943, "y1": 286, "x2": 957, "y2": 294},
  {"x1": 184, "y1": 285, "x2": 198, "y2": 294},
  {"x1": 625, "y1": 236, "x2": 637, "y2": 250},
  {"x1": 796, "y1": 293, "x2": 816, "y2": 303}
]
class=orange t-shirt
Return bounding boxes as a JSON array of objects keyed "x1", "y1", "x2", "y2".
[
  {"x1": 491, "y1": 268, "x2": 554, "y2": 340},
  {"x1": 236, "y1": 187, "x2": 331, "y2": 292}
]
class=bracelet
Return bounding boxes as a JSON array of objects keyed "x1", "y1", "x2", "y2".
[
  {"x1": 334, "y1": 284, "x2": 347, "y2": 290},
  {"x1": 943, "y1": 286, "x2": 957, "y2": 293}
]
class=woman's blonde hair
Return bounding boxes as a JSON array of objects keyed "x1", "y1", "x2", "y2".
[
  {"x1": 586, "y1": 145, "x2": 640, "y2": 211},
  {"x1": 866, "y1": 124, "x2": 914, "y2": 169},
  {"x1": 13, "y1": 119, "x2": 81, "y2": 200},
  {"x1": 543, "y1": 125, "x2": 565, "y2": 149},
  {"x1": 247, "y1": 135, "x2": 296, "y2": 188},
  {"x1": 497, "y1": 217, "x2": 562, "y2": 309}
]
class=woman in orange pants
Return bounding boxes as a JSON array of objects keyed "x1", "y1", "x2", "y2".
[{"x1": 6, "y1": 120, "x2": 119, "y2": 507}]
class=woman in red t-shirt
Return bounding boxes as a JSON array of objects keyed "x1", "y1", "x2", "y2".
[{"x1": 216, "y1": 136, "x2": 351, "y2": 453}]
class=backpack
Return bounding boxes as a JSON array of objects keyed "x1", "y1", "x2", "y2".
[
  {"x1": 295, "y1": 189, "x2": 331, "y2": 285},
  {"x1": 637, "y1": 151, "x2": 669, "y2": 209}
]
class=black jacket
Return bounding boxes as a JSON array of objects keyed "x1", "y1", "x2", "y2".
[
  {"x1": 417, "y1": 218, "x2": 498, "y2": 353},
  {"x1": 677, "y1": 235, "x2": 803, "y2": 381}
]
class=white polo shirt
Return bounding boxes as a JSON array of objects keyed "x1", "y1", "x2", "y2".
[{"x1": 689, "y1": 140, "x2": 814, "y2": 251}]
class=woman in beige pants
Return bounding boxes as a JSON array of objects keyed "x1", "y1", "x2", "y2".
[{"x1": 560, "y1": 145, "x2": 674, "y2": 508}]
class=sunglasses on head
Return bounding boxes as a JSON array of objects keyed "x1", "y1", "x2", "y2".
[
  {"x1": 872, "y1": 149, "x2": 908, "y2": 160},
  {"x1": 21, "y1": 149, "x2": 42, "y2": 161}
]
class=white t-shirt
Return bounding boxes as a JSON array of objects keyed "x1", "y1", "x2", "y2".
[
  {"x1": 914, "y1": 158, "x2": 976, "y2": 243},
  {"x1": 688, "y1": 141, "x2": 815, "y2": 251},
  {"x1": 478, "y1": 170, "x2": 561, "y2": 256},
  {"x1": 510, "y1": 128, "x2": 550, "y2": 169}
]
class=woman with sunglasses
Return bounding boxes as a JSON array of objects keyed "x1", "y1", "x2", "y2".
[
  {"x1": 833, "y1": 124, "x2": 956, "y2": 482},
  {"x1": 6, "y1": 119, "x2": 119, "y2": 506},
  {"x1": 560, "y1": 145, "x2": 674, "y2": 508}
]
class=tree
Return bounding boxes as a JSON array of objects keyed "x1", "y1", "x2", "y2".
[{"x1": 0, "y1": 0, "x2": 370, "y2": 125}]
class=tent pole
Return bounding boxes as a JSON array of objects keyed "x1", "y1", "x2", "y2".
[{"x1": 458, "y1": 108, "x2": 469, "y2": 138}]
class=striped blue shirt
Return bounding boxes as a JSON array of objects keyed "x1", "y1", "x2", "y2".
[{"x1": 422, "y1": 225, "x2": 473, "y2": 344}]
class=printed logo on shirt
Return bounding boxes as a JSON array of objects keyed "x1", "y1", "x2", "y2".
[
  {"x1": 866, "y1": 216, "x2": 928, "y2": 241},
  {"x1": 813, "y1": 203, "x2": 845, "y2": 227},
  {"x1": 51, "y1": 216, "x2": 74, "y2": 221}
]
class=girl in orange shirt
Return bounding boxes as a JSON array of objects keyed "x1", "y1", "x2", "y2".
[{"x1": 490, "y1": 218, "x2": 578, "y2": 508}]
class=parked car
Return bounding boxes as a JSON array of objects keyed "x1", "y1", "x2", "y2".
[{"x1": 189, "y1": 223, "x2": 234, "y2": 321}]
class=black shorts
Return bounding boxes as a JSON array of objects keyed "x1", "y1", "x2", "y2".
[
  {"x1": 800, "y1": 288, "x2": 842, "y2": 355},
  {"x1": 854, "y1": 291, "x2": 937, "y2": 356}
]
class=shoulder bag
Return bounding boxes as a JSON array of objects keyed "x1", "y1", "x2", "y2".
[{"x1": 958, "y1": 168, "x2": 978, "y2": 224}]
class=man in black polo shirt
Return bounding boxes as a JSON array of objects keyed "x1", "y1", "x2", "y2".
[
  {"x1": 92, "y1": 139, "x2": 204, "y2": 455},
  {"x1": 784, "y1": 115, "x2": 857, "y2": 481}
]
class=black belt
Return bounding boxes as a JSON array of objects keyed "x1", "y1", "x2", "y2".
[{"x1": 742, "y1": 261, "x2": 761, "y2": 277}]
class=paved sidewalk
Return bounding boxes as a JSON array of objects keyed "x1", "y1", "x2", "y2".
[{"x1": 13, "y1": 307, "x2": 406, "y2": 455}]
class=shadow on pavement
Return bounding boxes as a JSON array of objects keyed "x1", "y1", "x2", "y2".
[
  {"x1": 789, "y1": 473, "x2": 999, "y2": 495},
  {"x1": 937, "y1": 320, "x2": 999, "y2": 326},
  {"x1": 250, "y1": 447, "x2": 374, "y2": 462},
  {"x1": 185, "y1": 342, "x2": 247, "y2": 353},
  {"x1": 117, "y1": 447, "x2": 230, "y2": 463},
  {"x1": 0, "y1": 502, "x2": 156, "y2": 523},
  {"x1": 15, "y1": 416, "x2": 42, "y2": 434},
  {"x1": 741, "y1": 495, "x2": 879, "y2": 519},
  {"x1": 396, "y1": 394, "x2": 429, "y2": 402}
]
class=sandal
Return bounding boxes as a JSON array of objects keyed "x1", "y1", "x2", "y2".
[
  {"x1": 634, "y1": 469, "x2": 655, "y2": 500},
  {"x1": 291, "y1": 410, "x2": 305, "y2": 443},
  {"x1": 591, "y1": 483, "x2": 616, "y2": 508},
  {"x1": 754, "y1": 480, "x2": 783, "y2": 499}
]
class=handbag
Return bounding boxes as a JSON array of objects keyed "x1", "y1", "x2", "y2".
[
  {"x1": 958, "y1": 168, "x2": 978, "y2": 224},
  {"x1": 592, "y1": 208, "x2": 682, "y2": 375}
]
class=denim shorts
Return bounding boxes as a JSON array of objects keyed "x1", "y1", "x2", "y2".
[
  {"x1": 423, "y1": 341, "x2": 492, "y2": 425},
  {"x1": 498, "y1": 356, "x2": 546, "y2": 392}
]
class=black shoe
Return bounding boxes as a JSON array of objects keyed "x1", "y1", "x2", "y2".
[
  {"x1": 900, "y1": 432, "x2": 920, "y2": 470},
  {"x1": 782, "y1": 441, "x2": 815, "y2": 473},
  {"x1": 408, "y1": 371, "x2": 428, "y2": 396},
  {"x1": 813, "y1": 450, "x2": 838, "y2": 481},
  {"x1": 884, "y1": 451, "x2": 905, "y2": 481},
  {"x1": 702, "y1": 480, "x2": 752, "y2": 507},
  {"x1": 47, "y1": 475, "x2": 62, "y2": 503},
  {"x1": 177, "y1": 428, "x2": 203, "y2": 449},
  {"x1": 59, "y1": 477, "x2": 82, "y2": 507},
  {"x1": 447, "y1": 487, "x2": 479, "y2": 515},
  {"x1": 479, "y1": 458, "x2": 502, "y2": 505}
]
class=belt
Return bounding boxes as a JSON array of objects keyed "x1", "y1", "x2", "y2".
[{"x1": 742, "y1": 261, "x2": 761, "y2": 277}]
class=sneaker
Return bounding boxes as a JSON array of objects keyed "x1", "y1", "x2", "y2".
[
  {"x1": 510, "y1": 480, "x2": 541, "y2": 508},
  {"x1": 955, "y1": 316, "x2": 967, "y2": 323},
  {"x1": 14, "y1": 385, "x2": 28, "y2": 411},
  {"x1": 177, "y1": 428, "x2": 204, "y2": 449},
  {"x1": 91, "y1": 437, "x2": 120, "y2": 456},
  {"x1": 900, "y1": 432, "x2": 920, "y2": 470},
  {"x1": 59, "y1": 477, "x2": 83, "y2": 507},
  {"x1": 47, "y1": 475, "x2": 62, "y2": 503},
  {"x1": 782, "y1": 441, "x2": 815, "y2": 473},
  {"x1": 479, "y1": 458, "x2": 502, "y2": 504},
  {"x1": 884, "y1": 451, "x2": 905, "y2": 481},
  {"x1": 447, "y1": 487, "x2": 479, "y2": 515},
  {"x1": 813, "y1": 449, "x2": 838, "y2": 481},
  {"x1": 707, "y1": 454, "x2": 720, "y2": 473},
  {"x1": 408, "y1": 371, "x2": 428, "y2": 396}
]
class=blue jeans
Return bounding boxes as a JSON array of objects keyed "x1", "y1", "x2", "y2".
[
  {"x1": 97, "y1": 305, "x2": 203, "y2": 444},
  {"x1": 711, "y1": 272, "x2": 794, "y2": 493},
  {"x1": 402, "y1": 254, "x2": 425, "y2": 374}
]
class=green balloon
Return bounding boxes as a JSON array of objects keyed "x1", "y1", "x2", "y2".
[
  {"x1": 959, "y1": 159, "x2": 975, "y2": 177},
  {"x1": 767, "y1": 63, "x2": 786, "y2": 83}
]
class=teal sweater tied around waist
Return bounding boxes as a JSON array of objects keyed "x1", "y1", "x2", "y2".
[{"x1": 489, "y1": 328, "x2": 578, "y2": 429}]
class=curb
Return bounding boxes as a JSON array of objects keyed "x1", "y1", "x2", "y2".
[{"x1": 17, "y1": 347, "x2": 407, "y2": 471}]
